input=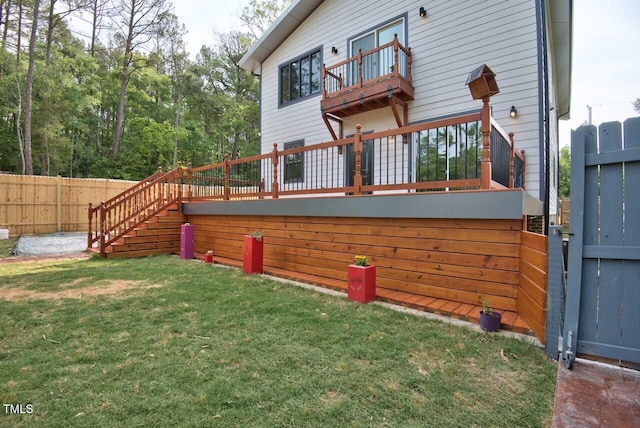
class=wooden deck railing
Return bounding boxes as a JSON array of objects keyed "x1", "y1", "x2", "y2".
[
  {"x1": 88, "y1": 166, "x2": 183, "y2": 256},
  {"x1": 322, "y1": 34, "x2": 412, "y2": 98},
  {"x1": 181, "y1": 111, "x2": 525, "y2": 201},
  {"x1": 89, "y1": 109, "x2": 525, "y2": 255}
]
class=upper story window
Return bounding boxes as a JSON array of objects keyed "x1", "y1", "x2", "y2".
[{"x1": 279, "y1": 47, "x2": 322, "y2": 106}]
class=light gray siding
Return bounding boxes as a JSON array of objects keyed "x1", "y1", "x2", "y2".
[{"x1": 260, "y1": 0, "x2": 545, "y2": 197}]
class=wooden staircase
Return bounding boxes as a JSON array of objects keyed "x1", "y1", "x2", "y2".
[{"x1": 89, "y1": 204, "x2": 185, "y2": 258}]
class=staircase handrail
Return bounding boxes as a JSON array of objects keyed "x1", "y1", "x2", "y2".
[{"x1": 88, "y1": 167, "x2": 183, "y2": 256}]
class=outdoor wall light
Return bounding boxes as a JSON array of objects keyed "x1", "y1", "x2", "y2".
[
  {"x1": 331, "y1": 46, "x2": 338, "y2": 54},
  {"x1": 510, "y1": 105, "x2": 518, "y2": 118},
  {"x1": 419, "y1": 7, "x2": 427, "y2": 17}
]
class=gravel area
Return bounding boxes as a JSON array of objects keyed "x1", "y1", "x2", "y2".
[{"x1": 13, "y1": 232, "x2": 88, "y2": 256}]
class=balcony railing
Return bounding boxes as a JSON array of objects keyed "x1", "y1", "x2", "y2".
[
  {"x1": 323, "y1": 34, "x2": 412, "y2": 98},
  {"x1": 321, "y1": 35, "x2": 414, "y2": 121}
]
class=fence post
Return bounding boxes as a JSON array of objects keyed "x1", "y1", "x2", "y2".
[
  {"x1": 353, "y1": 124, "x2": 362, "y2": 195},
  {"x1": 87, "y1": 203, "x2": 93, "y2": 249},
  {"x1": 223, "y1": 154, "x2": 230, "y2": 201},
  {"x1": 56, "y1": 175, "x2": 62, "y2": 231},
  {"x1": 480, "y1": 97, "x2": 492, "y2": 189},
  {"x1": 545, "y1": 225, "x2": 565, "y2": 360},
  {"x1": 271, "y1": 143, "x2": 279, "y2": 199}
]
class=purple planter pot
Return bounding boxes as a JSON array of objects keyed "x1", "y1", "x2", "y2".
[{"x1": 479, "y1": 310, "x2": 502, "y2": 332}]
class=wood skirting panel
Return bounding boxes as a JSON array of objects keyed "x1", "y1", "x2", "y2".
[
  {"x1": 187, "y1": 215, "x2": 523, "y2": 311},
  {"x1": 518, "y1": 231, "x2": 548, "y2": 343}
]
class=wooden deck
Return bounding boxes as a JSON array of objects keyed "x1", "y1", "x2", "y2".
[{"x1": 200, "y1": 254, "x2": 533, "y2": 336}]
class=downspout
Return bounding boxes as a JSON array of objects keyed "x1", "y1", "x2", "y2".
[{"x1": 536, "y1": 0, "x2": 551, "y2": 235}]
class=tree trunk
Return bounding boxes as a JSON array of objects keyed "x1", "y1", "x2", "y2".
[
  {"x1": 23, "y1": 0, "x2": 40, "y2": 175},
  {"x1": 45, "y1": 0, "x2": 56, "y2": 66},
  {"x1": 172, "y1": 88, "x2": 181, "y2": 167},
  {"x1": 1, "y1": 0, "x2": 10, "y2": 50},
  {"x1": 113, "y1": 62, "x2": 129, "y2": 158},
  {"x1": 16, "y1": 0, "x2": 22, "y2": 63}
]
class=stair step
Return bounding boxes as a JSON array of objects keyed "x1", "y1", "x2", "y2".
[
  {"x1": 106, "y1": 247, "x2": 180, "y2": 258},
  {"x1": 111, "y1": 241, "x2": 180, "y2": 252}
]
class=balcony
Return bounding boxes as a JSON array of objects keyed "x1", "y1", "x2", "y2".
[{"x1": 321, "y1": 35, "x2": 414, "y2": 128}]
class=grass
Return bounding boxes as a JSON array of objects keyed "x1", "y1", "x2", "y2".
[
  {"x1": 0, "y1": 255, "x2": 557, "y2": 427},
  {"x1": 0, "y1": 236, "x2": 18, "y2": 258}
]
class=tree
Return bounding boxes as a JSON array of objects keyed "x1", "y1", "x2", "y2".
[
  {"x1": 558, "y1": 145, "x2": 570, "y2": 198},
  {"x1": 111, "y1": 0, "x2": 167, "y2": 159},
  {"x1": 154, "y1": 10, "x2": 188, "y2": 167},
  {"x1": 240, "y1": 0, "x2": 291, "y2": 40},
  {"x1": 22, "y1": 0, "x2": 39, "y2": 175},
  {"x1": 633, "y1": 98, "x2": 640, "y2": 114},
  {"x1": 44, "y1": 0, "x2": 88, "y2": 66}
]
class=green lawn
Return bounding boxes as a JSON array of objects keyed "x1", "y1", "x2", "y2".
[
  {"x1": 0, "y1": 256, "x2": 557, "y2": 427},
  {"x1": 0, "y1": 236, "x2": 18, "y2": 258}
]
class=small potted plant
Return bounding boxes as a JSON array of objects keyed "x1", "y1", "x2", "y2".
[
  {"x1": 243, "y1": 231, "x2": 264, "y2": 274},
  {"x1": 204, "y1": 250, "x2": 214, "y2": 264},
  {"x1": 479, "y1": 298, "x2": 502, "y2": 332},
  {"x1": 347, "y1": 255, "x2": 376, "y2": 303}
]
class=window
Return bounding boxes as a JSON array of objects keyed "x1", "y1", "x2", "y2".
[
  {"x1": 284, "y1": 140, "x2": 304, "y2": 183},
  {"x1": 349, "y1": 16, "x2": 406, "y2": 83},
  {"x1": 279, "y1": 48, "x2": 322, "y2": 106}
]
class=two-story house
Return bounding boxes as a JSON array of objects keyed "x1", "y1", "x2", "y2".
[{"x1": 239, "y1": 0, "x2": 572, "y2": 231}]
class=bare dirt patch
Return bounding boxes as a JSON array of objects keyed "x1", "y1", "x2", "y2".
[{"x1": 0, "y1": 280, "x2": 160, "y2": 302}]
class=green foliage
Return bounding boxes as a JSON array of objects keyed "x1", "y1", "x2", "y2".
[
  {"x1": 0, "y1": 0, "x2": 281, "y2": 179},
  {"x1": 416, "y1": 122, "x2": 482, "y2": 187},
  {"x1": 559, "y1": 145, "x2": 571, "y2": 198},
  {"x1": 0, "y1": 256, "x2": 557, "y2": 427}
]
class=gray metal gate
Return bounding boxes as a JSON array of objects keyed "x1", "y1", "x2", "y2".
[{"x1": 563, "y1": 118, "x2": 640, "y2": 368}]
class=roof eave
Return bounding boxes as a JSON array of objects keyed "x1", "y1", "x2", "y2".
[
  {"x1": 239, "y1": 0, "x2": 324, "y2": 75},
  {"x1": 549, "y1": 0, "x2": 573, "y2": 120}
]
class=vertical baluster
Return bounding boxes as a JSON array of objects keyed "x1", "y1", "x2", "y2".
[
  {"x1": 357, "y1": 49, "x2": 363, "y2": 88},
  {"x1": 272, "y1": 144, "x2": 279, "y2": 198},
  {"x1": 393, "y1": 34, "x2": 399, "y2": 78},
  {"x1": 353, "y1": 125, "x2": 362, "y2": 195},
  {"x1": 508, "y1": 132, "x2": 515, "y2": 188}
]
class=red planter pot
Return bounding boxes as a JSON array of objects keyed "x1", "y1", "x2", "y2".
[
  {"x1": 347, "y1": 264, "x2": 376, "y2": 303},
  {"x1": 243, "y1": 236, "x2": 264, "y2": 274},
  {"x1": 203, "y1": 253, "x2": 214, "y2": 264}
]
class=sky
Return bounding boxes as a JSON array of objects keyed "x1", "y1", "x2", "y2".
[{"x1": 128, "y1": 0, "x2": 640, "y2": 149}]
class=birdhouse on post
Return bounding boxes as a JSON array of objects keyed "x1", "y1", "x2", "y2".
[
  {"x1": 465, "y1": 64, "x2": 500, "y2": 190},
  {"x1": 465, "y1": 64, "x2": 500, "y2": 100}
]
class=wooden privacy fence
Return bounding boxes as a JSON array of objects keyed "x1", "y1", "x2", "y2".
[
  {"x1": 563, "y1": 118, "x2": 640, "y2": 367},
  {"x1": 0, "y1": 174, "x2": 137, "y2": 235}
]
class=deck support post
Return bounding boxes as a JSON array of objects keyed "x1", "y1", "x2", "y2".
[
  {"x1": 99, "y1": 202, "x2": 106, "y2": 258},
  {"x1": 187, "y1": 162, "x2": 193, "y2": 202},
  {"x1": 176, "y1": 161, "x2": 183, "y2": 211},
  {"x1": 271, "y1": 143, "x2": 279, "y2": 198},
  {"x1": 353, "y1": 124, "x2": 362, "y2": 195},
  {"x1": 481, "y1": 97, "x2": 492, "y2": 189}
]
